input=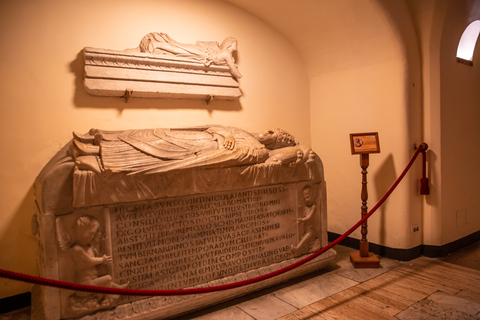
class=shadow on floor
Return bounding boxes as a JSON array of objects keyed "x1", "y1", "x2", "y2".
[{"x1": 441, "y1": 239, "x2": 480, "y2": 272}]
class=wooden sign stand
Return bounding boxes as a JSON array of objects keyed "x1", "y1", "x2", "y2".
[{"x1": 349, "y1": 133, "x2": 381, "y2": 268}]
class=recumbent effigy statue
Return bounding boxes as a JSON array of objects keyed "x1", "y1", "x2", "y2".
[
  {"x1": 126, "y1": 32, "x2": 242, "y2": 79},
  {"x1": 73, "y1": 125, "x2": 310, "y2": 174},
  {"x1": 32, "y1": 124, "x2": 335, "y2": 320}
]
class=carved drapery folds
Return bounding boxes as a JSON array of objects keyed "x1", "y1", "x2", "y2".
[
  {"x1": 70, "y1": 125, "x2": 321, "y2": 207},
  {"x1": 83, "y1": 33, "x2": 242, "y2": 102}
]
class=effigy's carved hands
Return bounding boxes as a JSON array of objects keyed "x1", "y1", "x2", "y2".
[
  {"x1": 209, "y1": 126, "x2": 236, "y2": 151},
  {"x1": 223, "y1": 135, "x2": 236, "y2": 150}
]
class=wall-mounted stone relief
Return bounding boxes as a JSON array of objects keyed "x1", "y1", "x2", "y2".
[
  {"x1": 129, "y1": 33, "x2": 242, "y2": 79},
  {"x1": 32, "y1": 125, "x2": 335, "y2": 320},
  {"x1": 83, "y1": 33, "x2": 242, "y2": 102}
]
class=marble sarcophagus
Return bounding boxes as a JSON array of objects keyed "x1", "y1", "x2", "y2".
[{"x1": 32, "y1": 125, "x2": 336, "y2": 320}]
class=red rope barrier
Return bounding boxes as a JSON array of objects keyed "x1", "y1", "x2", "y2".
[{"x1": 0, "y1": 144, "x2": 428, "y2": 296}]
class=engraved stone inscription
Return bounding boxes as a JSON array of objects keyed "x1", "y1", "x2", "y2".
[{"x1": 109, "y1": 184, "x2": 302, "y2": 291}]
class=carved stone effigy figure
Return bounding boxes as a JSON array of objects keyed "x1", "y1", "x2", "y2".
[
  {"x1": 126, "y1": 32, "x2": 242, "y2": 79},
  {"x1": 72, "y1": 125, "x2": 315, "y2": 175}
]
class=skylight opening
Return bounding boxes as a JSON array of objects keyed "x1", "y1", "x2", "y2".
[{"x1": 457, "y1": 20, "x2": 480, "y2": 66}]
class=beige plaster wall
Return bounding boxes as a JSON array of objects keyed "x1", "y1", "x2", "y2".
[
  {"x1": 309, "y1": 1, "x2": 424, "y2": 250},
  {"x1": 439, "y1": 0, "x2": 480, "y2": 245},
  {"x1": 406, "y1": 0, "x2": 480, "y2": 247},
  {"x1": 0, "y1": 0, "x2": 310, "y2": 298},
  {"x1": 312, "y1": 0, "x2": 480, "y2": 251},
  {"x1": 405, "y1": 0, "x2": 445, "y2": 248}
]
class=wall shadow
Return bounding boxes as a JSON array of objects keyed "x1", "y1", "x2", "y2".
[
  {"x1": 373, "y1": 154, "x2": 396, "y2": 245},
  {"x1": 69, "y1": 50, "x2": 243, "y2": 113},
  {"x1": 0, "y1": 185, "x2": 37, "y2": 297},
  {"x1": 376, "y1": 0, "x2": 425, "y2": 249},
  {"x1": 425, "y1": 149, "x2": 437, "y2": 207}
]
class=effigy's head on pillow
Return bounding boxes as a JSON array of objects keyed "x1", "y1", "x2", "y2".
[{"x1": 258, "y1": 128, "x2": 297, "y2": 150}]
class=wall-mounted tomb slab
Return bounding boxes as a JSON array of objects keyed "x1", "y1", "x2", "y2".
[
  {"x1": 32, "y1": 125, "x2": 335, "y2": 320},
  {"x1": 83, "y1": 33, "x2": 242, "y2": 101}
]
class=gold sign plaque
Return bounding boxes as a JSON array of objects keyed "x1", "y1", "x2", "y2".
[{"x1": 350, "y1": 132, "x2": 380, "y2": 154}]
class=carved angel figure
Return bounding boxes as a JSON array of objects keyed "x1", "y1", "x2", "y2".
[
  {"x1": 127, "y1": 32, "x2": 242, "y2": 78},
  {"x1": 56, "y1": 216, "x2": 128, "y2": 310},
  {"x1": 291, "y1": 185, "x2": 322, "y2": 257},
  {"x1": 70, "y1": 125, "x2": 316, "y2": 175}
]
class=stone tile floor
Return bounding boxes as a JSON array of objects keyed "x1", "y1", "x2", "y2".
[
  {"x1": 178, "y1": 242, "x2": 480, "y2": 320},
  {"x1": 177, "y1": 245, "x2": 402, "y2": 320},
  {"x1": 395, "y1": 291, "x2": 480, "y2": 320},
  {"x1": 1, "y1": 242, "x2": 479, "y2": 320}
]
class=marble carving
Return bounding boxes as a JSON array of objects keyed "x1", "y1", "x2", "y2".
[
  {"x1": 56, "y1": 216, "x2": 129, "y2": 312},
  {"x1": 32, "y1": 125, "x2": 335, "y2": 320},
  {"x1": 129, "y1": 32, "x2": 242, "y2": 79},
  {"x1": 83, "y1": 33, "x2": 242, "y2": 101}
]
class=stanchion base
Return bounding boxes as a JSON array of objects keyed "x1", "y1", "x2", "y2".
[{"x1": 349, "y1": 251, "x2": 381, "y2": 268}]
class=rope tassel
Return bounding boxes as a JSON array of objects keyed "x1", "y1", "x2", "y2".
[{"x1": 420, "y1": 143, "x2": 430, "y2": 195}]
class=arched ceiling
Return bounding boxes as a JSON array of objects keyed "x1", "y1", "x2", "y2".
[{"x1": 224, "y1": 0, "x2": 404, "y2": 75}]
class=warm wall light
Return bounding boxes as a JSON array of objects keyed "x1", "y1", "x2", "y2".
[{"x1": 456, "y1": 20, "x2": 480, "y2": 66}]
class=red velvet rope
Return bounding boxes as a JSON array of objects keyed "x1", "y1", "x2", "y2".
[{"x1": 0, "y1": 144, "x2": 428, "y2": 297}]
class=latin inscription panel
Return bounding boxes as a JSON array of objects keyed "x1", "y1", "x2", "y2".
[{"x1": 109, "y1": 184, "x2": 306, "y2": 290}]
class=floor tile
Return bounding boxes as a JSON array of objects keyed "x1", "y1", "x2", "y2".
[
  {"x1": 237, "y1": 294, "x2": 298, "y2": 320},
  {"x1": 273, "y1": 273, "x2": 358, "y2": 308},
  {"x1": 394, "y1": 291, "x2": 480, "y2": 320},
  {"x1": 429, "y1": 291, "x2": 480, "y2": 316},
  {"x1": 442, "y1": 240, "x2": 480, "y2": 272},
  {"x1": 334, "y1": 255, "x2": 400, "y2": 283},
  {"x1": 186, "y1": 305, "x2": 255, "y2": 320}
]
